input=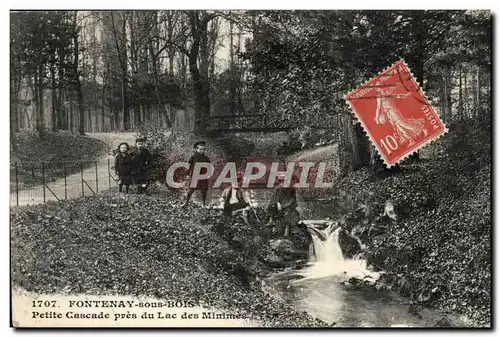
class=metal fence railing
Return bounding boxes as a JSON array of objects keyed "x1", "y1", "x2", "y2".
[{"x1": 10, "y1": 159, "x2": 120, "y2": 207}]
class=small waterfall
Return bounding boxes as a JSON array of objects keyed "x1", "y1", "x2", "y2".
[
  {"x1": 295, "y1": 220, "x2": 381, "y2": 282},
  {"x1": 308, "y1": 223, "x2": 344, "y2": 262}
]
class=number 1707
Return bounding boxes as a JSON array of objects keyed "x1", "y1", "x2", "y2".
[{"x1": 32, "y1": 300, "x2": 57, "y2": 308}]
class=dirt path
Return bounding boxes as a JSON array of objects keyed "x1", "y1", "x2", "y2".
[
  {"x1": 288, "y1": 143, "x2": 338, "y2": 162},
  {"x1": 10, "y1": 132, "x2": 165, "y2": 207}
]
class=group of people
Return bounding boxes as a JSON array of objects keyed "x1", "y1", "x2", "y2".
[
  {"x1": 115, "y1": 139, "x2": 299, "y2": 237},
  {"x1": 114, "y1": 137, "x2": 152, "y2": 194}
]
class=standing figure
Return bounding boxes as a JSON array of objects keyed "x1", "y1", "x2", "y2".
[
  {"x1": 133, "y1": 137, "x2": 152, "y2": 194},
  {"x1": 374, "y1": 84, "x2": 428, "y2": 146},
  {"x1": 114, "y1": 142, "x2": 133, "y2": 194},
  {"x1": 265, "y1": 175, "x2": 300, "y2": 237},
  {"x1": 181, "y1": 141, "x2": 211, "y2": 207}
]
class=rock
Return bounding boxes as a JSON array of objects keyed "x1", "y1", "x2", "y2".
[
  {"x1": 265, "y1": 255, "x2": 286, "y2": 268},
  {"x1": 268, "y1": 238, "x2": 307, "y2": 261},
  {"x1": 434, "y1": 317, "x2": 453, "y2": 327},
  {"x1": 270, "y1": 238, "x2": 294, "y2": 252},
  {"x1": 338, "y1": 230, "x2": 363, "y2": 259}
]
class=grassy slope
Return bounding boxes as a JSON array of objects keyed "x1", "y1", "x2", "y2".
[
  {"x1": 10, "y1": 131, "x2": 108, "y2": 187},
  {"x1": 10, "y1": 193, "x2": 325, "y2": 327},
  {"x1": 330, "y1": 119, "x2": 491, "y2": 326}
]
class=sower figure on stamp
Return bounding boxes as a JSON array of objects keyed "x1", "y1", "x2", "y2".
[
  {"x1": 132, "y1": 137, "x2": 152, "y2": 194},
  {"x1": 374, "y1": 82, "x2": 427, "y2": 147},
  {"x1": 181, "y1": 141, "x2": 211, "y2": 207},
  {"x1": 265, "y1": 175, "x2": 300, "y2": 237},
  {"x1": 114, "y1": 142, "x2": 133, "y2": 194}
]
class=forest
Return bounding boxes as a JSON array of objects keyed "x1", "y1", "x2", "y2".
[{"x1": 10, "y1": 10, "x2": 491, "y2": 172}]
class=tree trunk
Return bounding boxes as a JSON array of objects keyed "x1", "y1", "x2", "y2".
[
  {"x1": 121, "y1": 16, "x2": 130, "y2": 131},
  {"x1": 34, "y1": 73, "x2": 40, "y2": 132},
  {"x1": 77, "y1": 81, "x2": 85, "y2": 136},
  {"x1": 229, "y1": 18, "x2": 236, "y2": 115},
  {"x1": 208, "y1": 18, "x2": 220, "y2": 83},
  {"x1": 488, "y1": 67, "x2": 491, "y2": 115},
  {"x1": 464, "y1": 68, "x2": 469, "y2": 118},
  {"x1": 37, "y1": 65, "x2": 46, "y2": 135},
  {"x1": 476, "y1": 66, "x2": 480, "y2": 118},
  {"x1": 180, "y1": 50, "x2": 187, "y2": 90},
  {"x1": 68, "y1": 99, "x2": 73, "y2": 132},
  {"x1": 147, "y1": 105, "x2": 152, "y2": 125},
  {"x1": 199, "y1": 26, "x2": 209, "y2": 86},
  {"x1": 10, "y1": 75, "x2": 19, "y2": 151},
  {"x1": 101, "y1": 98, "x2": 105, "y2": 132},
  {"x1": 446, "y1": 70, "x2": 452, "y2": 121},
  {"x1": 352, "y1": 122, "x2": 371, "y2": 170},
  {"x1": 61, "y1": 90, "x2": 68, "y2": 130},
  {"x1": 459, "y1": 67, "x2": 463, "y2": 120},
  {"x1": 109, "y1": 107, "x2": 114, "y2": 131},
  {"x1": 442, "y1": 76, "x2": 447, "y2": 122},
  {"x1": 166, "y1": 12, "x2": 175, "y2": 75},
  {"x1": 87, "y1": 108, "x2": 92, "y2": 132},
  {"x1": 472, "y1": 68, "x2": 477, "y2": 118},
  {"x1": 72, "y1": 17, "x2": 85, "y2": 136},
  {"x1": 10, "y1": 75, "x2": 20, "y2": 133},
  {"x1": 149, "y1": 39, "x2": 172, "y2": 127},
  {"x1": 114, "y1": 106, "x2": 119, "y2": 131},
  {"x1": 139, "y1": 105, "x2": 144, "y2": 126},
  {"x1": 188, "y1": 12, "x2": 211, "y2": 134},
  {"x1": 57, "y1": 46, "x2": 66, "y2": 130},
  {"x1": 50, "y1": 67, "x2": 57, "y2": 132},
  {"x1": 190, "y1": 57, "x2": 207, "y2": 134}
]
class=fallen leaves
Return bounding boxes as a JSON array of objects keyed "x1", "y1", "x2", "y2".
[{"x1": 11, "y1": 193, "x2": 324, "y2": 327}]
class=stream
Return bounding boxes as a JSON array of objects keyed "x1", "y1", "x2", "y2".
[
  {"x1": 261, "y1": 198, "x2": 470, "y2": 328},
  {"x1": 187, "y1": 188, "x2": 468, "y2": 327}
]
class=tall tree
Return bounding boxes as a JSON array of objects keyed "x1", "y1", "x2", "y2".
[
  {"x1": 69, "y1": 11, "x2": 86, "y2": 135},
  {"x1": 108, "y1": 11, "x2": 131, "y2": 130}
]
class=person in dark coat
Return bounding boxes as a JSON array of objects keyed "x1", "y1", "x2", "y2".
[
  {"x1": 114, "y1": 142, "x2": 133, "y2": 194},
  {"x1": 218, "y1": 172, "x2": 254, "y2": 215},
  {"x1": 265, "y1": 175, "x2": 300, "y2": 237},
  {"x1": 133, "y1": 137, "x2": 152, "y2": 194},
  {"x1": 181, "y1": 141, "x2": 211, "y2": 207}
]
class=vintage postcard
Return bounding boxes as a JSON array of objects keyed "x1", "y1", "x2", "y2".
[{"x1": 10, "y1": 9, "x2": 492, "y2": 328}]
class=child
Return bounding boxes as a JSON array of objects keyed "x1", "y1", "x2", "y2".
[
  {"x1": 133, "y1": 137, "x2": 152, "y2": 194},
  {"x1": 218, "y1": 172, "x2": 254, "y2": 216},
  {"x1": 181, "y1": 141, "x2": 211, "y2": 207},
  {"x1": 114, "y1": 142, "x2": 133, "y2": 194},
  {"x1": 265, "y1": 175, "x2": 300, "y2": 237}
]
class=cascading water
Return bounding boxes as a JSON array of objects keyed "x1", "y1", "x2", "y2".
[
  {"x1": 261, "y1": 214, "x2": 466, "y2": 327},
  {"x1": 293, "y1": 221, "x2": 381, "y2": 282},
  {"x1": 308, "y1": 222, "x2": 344, "y2": 262}
]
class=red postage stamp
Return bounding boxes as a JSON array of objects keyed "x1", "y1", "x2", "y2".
[{"x1": 345, "y1": 59, "x2": 447, "y2": 167}]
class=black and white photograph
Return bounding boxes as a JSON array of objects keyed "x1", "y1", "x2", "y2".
[{"x1": 9, "y1": 9, "x2": 492, "y2": 328}]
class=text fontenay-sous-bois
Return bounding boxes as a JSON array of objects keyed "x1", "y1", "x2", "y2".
[{"x1": 30, "y1": 299, "x2": 248, "y2": 321}]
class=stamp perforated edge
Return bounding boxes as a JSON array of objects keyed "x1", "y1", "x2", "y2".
[{"x1": 343, "y1": 58, "x2": 449, "y2": 168}]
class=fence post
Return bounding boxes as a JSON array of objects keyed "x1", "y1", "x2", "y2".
[
  {"x1": 42, "y1": 162, "x2": 46, "y2": 203},
  {"x1": 15, "y1": 163, "x2": 19, "y2": 206},
  {"x1": 95, "y1": 161, "x2": 99, "y2": 193},
  {"x1": 108, "y1": 159, "x2": 111, "y2": 188},
  {"x1": 64, "y1": 163, "x2": 67, "y2": 200},
  {"x1": 81, "y1": 162, "x2": 84, "y2": 197}
]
